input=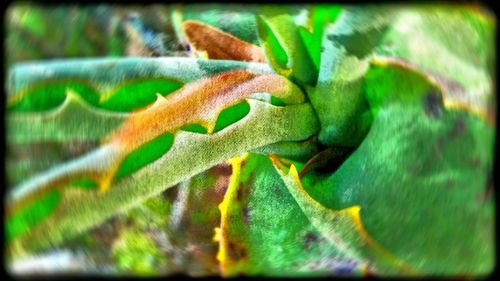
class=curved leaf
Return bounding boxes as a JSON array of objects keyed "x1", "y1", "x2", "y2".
[
  {"x1": 297, "y1": 5, "x2": 342, "y2": 70},
  {"x1": 375, "y1": 6, "x2": 495, "y2": 119},
  {"x1": 6, "y1": 99, "x2": 319, "y2": 256},
  {"x1": 256, "y1": 7, "x2": 317, "y2": 86},
  {"x1": 311, "y1": 105, "x2": 494, "y2": 275},
  {"x1": 271, "y1": 160, "x2": 415, "y2": 275},
  {"x1": 182, "y1": 20, "x2": 266, "y2": 62},
  {"x1": 181, "y1": 4, "x2": 261, "y2": 45},
  {"x1": 293, "y1": 62, "x2": 495, "y2": 275},
  {"x1": 310, "y1": 7, "x2": 394, "y2": 146},
  {"x1": 7, "y1": 57, "x2": 274, "y2": 111},
  {"x1": 250, "y1": 136, "x2": 321, "y2": 162},
  {"x1": 7, "y1": 92, "x2": 128, "y2": 143},
  {"x1": 217, "y1": 153, "x2": 356, "y2": 277},
  {"x1": 6, "y1": 69, "x2": 306, "y2": 220}
]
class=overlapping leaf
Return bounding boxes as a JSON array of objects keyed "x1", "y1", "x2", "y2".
[
  {"x1": 374, "y1": 6, "x2": 495, "y2": 119},
  {"x1": 310, "y1": 6, "x2": 395, "y2": 147},
  {"x1": 6, "y1": 98, "x2": 319, "y2": 256},
  {"x1": 7, "y1": 58, "x2": 273, "y2": 112},
  {"x1": 272, "y1": 62, "x2": 495, "y2": 275},
  {"x1": 182, "y1": 20, "x2": 265, "y2": 62},
  {"x1": 296, "y1": 5, "x2": 342, "y2": 71},
  {"x1": 256, "y1": 6, "x2": 317, "y2": 86},
  {"x1": 5, "y1": 5, "x2": 496, "y2": 277},
  {"x1": 217, "y1": 153, "x2": 358, "y2": 277},
  {"x1": 181, "y1": 4, "x2": 263, "y2": 45}
]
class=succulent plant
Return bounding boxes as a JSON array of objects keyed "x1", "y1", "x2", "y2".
[{"x1": 5, "y1": 4, "x2": 495, "y2": 277}]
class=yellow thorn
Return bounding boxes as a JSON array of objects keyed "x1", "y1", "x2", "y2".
[
  {"x1": 155, "y1": 93, "x2": 166, "y2": 101},
  {"x1": 65, "y1": 88, "x2": 79, "y2": 99},
  {"x1": 97, "y1": 176, "x2": 113, "y2": 194},
  {"x1": 196, "y1": 50, "x2": 209, "y2": 59},
  {"x1": 99, "y1": 91, "x2": 114, "y2": 104},
  {"x1": 213, "y1": 227, "x2": 221, "y2": 242},
  {"x1": 206, "y1": 123, "x2": 215, "y2": 134}
]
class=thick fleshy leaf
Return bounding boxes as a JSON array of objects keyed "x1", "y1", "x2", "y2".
[
  {"x1": 293, "y1": 63, "x2": 495, "y2": 275},
  {"x1": 7, "y1": 92, "x2": 128, "y2": 143},
  {"x1": 217, "y1": 153, "x2": 357, "y2": 277},
  {"x1": 7, "y1": 58, "x2": 273, "y2": 112},
  {"x1": 297, "y1": 5, "x2": 342, "y2": 71},
  {"x1": 310, "y1": 105, "x2": 494, "y2": 275},
  {"x1": 6, "y1": 60, "x2": 278, "y2": 143},
  {"x1": 256, "y1": 7, "x2": 317, "y2": 86},
  {"x1": 182, "y1": 20, "x2": 266, "y2": 63},
  {"x1": 310, "y1": 7, "x2": 394, "y2": 146},
  {"x1": 271, "y1": 160, "x2": 416, "y2": 276},
  {"x1": 375, "y1": 6, "x2": 495, "y2": 119},
  {"x1": 6, "y1": 69, "x2": 306, "y2": 214},
  {"x1": 250, "y1": 136, "x2": 321, "y2": 162},
  {"x1": 6, "y1": 99, "x2": 319, "y2": 256},
  {"x1": 363, "y1": 58, "x2": 443, "y2": 115},
  {"x1": 181, "y1": 4, "x2": 262, "y2": 45}
]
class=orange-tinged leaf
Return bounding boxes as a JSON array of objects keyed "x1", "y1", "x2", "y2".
[
  {"x1": 182, "y1": 20, "x2": 266, "y2": 63},
  {"x1": 108, "y1": 69, "x2": 304, "y2": 153},
  {"x1": 7, "y1": 69, "x2": 305, "y2": 217}
]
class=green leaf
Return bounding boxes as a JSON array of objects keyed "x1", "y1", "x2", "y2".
[
  {"x1": 6, "y1": 69, "x2": 307, "y2": 222},
  {"x1": 250, "y1": 136, "x2": 320, "y2": 162},
  {"x1": 180, "y1": 123, "x2": 208, "y2": 134},
  {"x1": 297, "y1": 5, "x2": 342, "y2": 71},
  {"x1": 182, "y1": 4, "x2": 261, "y2": 45},
  {"x1": 375, "y1": 6, "x2": 495, "y2": 118},
  {"x1": 256, "y1": 7, "x2": 317, "y2": 86},
  {"x1": 363, "y1": 59, "x2": 443, "y2": 115},
  {"x1": 310, "y1": 7, "x2": 394, "y2": 147},
  {"x1": 314, "y1": 105, "x2": 494, "y2": 275},
  {"x1": 6, "y1": 58, "x2": 276, "y2": 144},
  {"x1": 7, "y1": 99, "x2": 319, "y2": 256},
  {"x1": 68, "y1": 177, "x2": 99, "y2": 190},
  {"x1": 256, "y1": 16, "x2": 288, "y2": 69},
  {"x1": 9, "y1": 82, "x2": 101, "y2": 112},
  {"x1": 272, "y1": 161, "x2": 410, "y2": 275},
  {"x1": 7, "y1": 58, "x2": 273, "y2": 112},
  {"x1": 7, "y1": 92, "x2": 127, "y2": 143},
  {"x1": 218, "y1": 153, "x2": 356, "y2": 277},
  {"x1": 287, "y1": 64, "x2": 495, "y2": 275}
]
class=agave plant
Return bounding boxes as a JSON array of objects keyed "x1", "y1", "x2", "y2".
[{"x1": 4, "y1": 4, "x2": 495, "y2": 277}]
